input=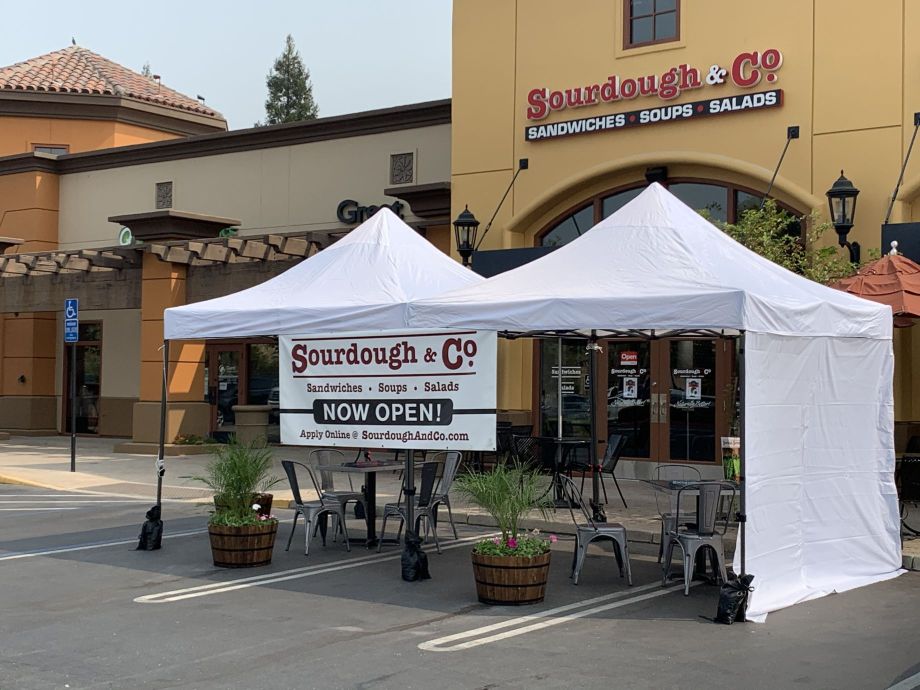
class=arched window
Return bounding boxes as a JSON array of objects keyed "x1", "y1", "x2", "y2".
[{"x1": 538, "y1": 179, "x2": 803, "y2": 247}]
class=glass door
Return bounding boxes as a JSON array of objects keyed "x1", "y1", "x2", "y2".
[
  {"x1": 63, "y1": 323, "x2": 102, "y2": 434},
  {"x1": 539, "y1": 338, "x2": 591, "y2": 440},
  {"x1": 599, "y1": 338, "x2": 730, "y2": 463},
  {"x1": 207, "y1": 344, "x2": 245, "y2": 436}
]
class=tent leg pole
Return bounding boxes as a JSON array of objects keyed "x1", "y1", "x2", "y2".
[
  {"x1": 738, "y1": 332, "x2": 746, "y2": 577},
  {"x1": 156, "y1": 339, "x2": 169, "y2": 509},
  {"x1": 589, "y1": 332, "x2": 604, "y2": 522}
]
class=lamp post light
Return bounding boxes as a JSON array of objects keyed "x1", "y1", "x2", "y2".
[
  {"x1": 825, "y1": 170, "x2": 860, "y2": 264},
  {"x1": 453, "y1": 205, "x2": 480, "y2": 268}
]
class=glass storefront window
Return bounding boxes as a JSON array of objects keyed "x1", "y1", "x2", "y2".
[
  {"x1": 668, "y1": 340, "x2": 716, "y2": 462},
  {"x1": 247, "y1": 342, "x2": 279, "y2": 406},
  {"x1": 669, "y1": 183, "x2": 728, "y2": 223},
  {"x1": 540, "y1": 205, "x2": 594, "y2": 247},
  {"x1": 601, "y1": 187, "x2": 643, "y2": 219},
  {"x1": 539, "y1": 339, "x2": 590, "y2": 439}
]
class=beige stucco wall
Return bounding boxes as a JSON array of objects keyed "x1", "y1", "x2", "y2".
[
  {"x1": 452, "y1": 0, "x2": 919, "y2": 415},
  {"x1": 57, "y1": 124, "x2": 450, "y2": 249}
]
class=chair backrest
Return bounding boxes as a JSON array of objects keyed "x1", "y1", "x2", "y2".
[
  {"x1": 427, "y1": 450, "x2": 461, "y2": 497},
  {"x1": 601, "y1": 434, "x2": 628, "y2": 473},
  {"x1": 675, "y1": 481, "x2": 735, "y2": 537},
  {"x1": 282, "y1": 460, "x2": 324, "y2": 507},
  {"x1": 653, "y1": 464, "x2": 702, "y2": 515},
  {"x1": 416, "y1": 461, "x2": 439, "y2": 508},
  {"x1": 511, "y1": 434, "x2": 537, "y2": 466},
  {"x1": 309, "y1": 448, "x2": 346, "y2": 492},
  {"x1": 559, "y1": 474, "x2": 595, "y2": 529}
]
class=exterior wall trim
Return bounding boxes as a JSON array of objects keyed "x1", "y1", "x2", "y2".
[
  {"x1": 503, "y1": 151, "x2": 823, "y2": 236},
  {"x1": 0, "y1": 99, "x2": 451, "y2": 177}
]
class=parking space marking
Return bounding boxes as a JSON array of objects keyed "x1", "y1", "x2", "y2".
[
  {"x1": 418, "y1": 581, "x2": 700, "y2": 652},
  {"x1": 887, "y1": 670, "x2": 920, "y2": 690},
  {"x1": 0, "y1": 500, "x2": 152, "y2": 504},
  {"x1": 135, "y1": 532, "x2": 500, "y2": 604},
  {"x1": 0, "y1": 528, "x2": 208, "y2": 561},
  {"x1": 0, "y1": 507, "x2": 81, "y2": 511}
]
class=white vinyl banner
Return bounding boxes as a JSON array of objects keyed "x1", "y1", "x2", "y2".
[{"x1": 279, "y1": 330, "x2": 497, "y2": 451}]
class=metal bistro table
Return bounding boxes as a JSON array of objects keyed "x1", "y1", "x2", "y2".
[
  {"x1": 534, "y1": 436, "x2": 590, "y2": 506},
  {"x1": 315, "y1": 460, "x2": 404, "y2": 548}
]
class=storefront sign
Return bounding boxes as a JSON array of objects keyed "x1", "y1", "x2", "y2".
[
  {"x1": 524, "y1": 48, "x2": 784, "y2": 141},
  {"x1": 336, "y1": 199, "x2": 405, "y2": 225},
  {"x1": 620, "y1": 351, "x2": 638, "y2": 366},
  {"x1": 279, "y1": 330, "x2": 497, "y2": 451},
  {"x1": 526, "y1": 90, "x2": 781, "y2": 142}
]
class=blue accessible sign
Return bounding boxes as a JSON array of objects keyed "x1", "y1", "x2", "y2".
[{"x1": 64, "y1": 298, "x2": 79, "y2": 343}]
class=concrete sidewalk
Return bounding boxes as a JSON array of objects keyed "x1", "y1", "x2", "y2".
[{"x1": 1, "y1": 434, "x2": 917, "y2": 569}]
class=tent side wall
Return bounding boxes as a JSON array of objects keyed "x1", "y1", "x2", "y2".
[{"x1": 740, "y1": 332, "x2": 903, "y2": 620}]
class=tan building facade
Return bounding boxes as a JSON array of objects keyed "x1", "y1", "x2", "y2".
[
  {"x1": 0, "y1": 100, "x2": 452, "y2": 444},
  {"x1": 451, "y1": 0, "x2": 920, "y2": 464}
]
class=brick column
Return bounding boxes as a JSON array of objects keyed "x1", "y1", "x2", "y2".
[{"x1": 128, "y1": 253, "x2": 208, "y2": 444}]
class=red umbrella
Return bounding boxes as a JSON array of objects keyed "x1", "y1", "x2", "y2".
[{"x1": 832, "y1": 253, "x2": 920, "y2": 327}]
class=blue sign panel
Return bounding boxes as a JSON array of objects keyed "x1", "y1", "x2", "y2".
[{"x1": 64, "y1": 298, "x2": 79, "y2": 343}]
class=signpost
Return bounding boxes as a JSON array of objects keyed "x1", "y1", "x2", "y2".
[{"x1": 64, "y1": 298, "x2": 78, "y2": 472}]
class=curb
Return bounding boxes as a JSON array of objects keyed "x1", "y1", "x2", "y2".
[
  {"x1": 904, "y1": 554, "x2": 920, "y2": 571},
  {"x1": 0, "y1": 473, "x2": 51, "y2": 490}
]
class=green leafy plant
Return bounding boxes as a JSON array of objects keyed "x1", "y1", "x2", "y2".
[
  {"x1": 710, "y1": 200, "x2": 856, "y2": 284},
  {"x1": 189, "y1": 438, "x2": 282, "y2": 526},
  {"x1": 454, "y1": 462, "x2": 555, "y2": 556}
]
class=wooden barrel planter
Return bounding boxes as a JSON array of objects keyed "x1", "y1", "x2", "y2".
[
  {"x1": 471, "y1": 551, "x2": 552, "y2": 605},
  {"x1": 208, "y1": 522, "x2": 278, "y2": 568}
]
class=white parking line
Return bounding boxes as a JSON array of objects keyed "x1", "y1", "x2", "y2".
[
  {"x1": 135, "y1": 532, "x2": 500, "y2": 604},
  {"x1": 0, "y1": 506, "x2": 80, "y2": 513},
  {"x1": 418, "y1": 581, "x2": 700, "y2": 652},
  {"x1": 0, "y1": 528, "x2": 208, "y2": 561},
  {"x1": 0, "y1": 500, "x2": 151, "y2": 504},
  {"x1": 887, "y1": 670, "x2": 920, "y2": 690}
]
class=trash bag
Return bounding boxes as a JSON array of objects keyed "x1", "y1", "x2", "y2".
[
  {"x1": 714, "y1": 574, "x2": 754, "y2": 624},
  {"x1": 401, "y1": 530, "x2": 431, "y2": 582},
  {"x1": 354, "y1": 496, "x2": 366, "y2": 521},
  {"x1": 136, "y1": 505, "x2": 163, "y2": 551}
]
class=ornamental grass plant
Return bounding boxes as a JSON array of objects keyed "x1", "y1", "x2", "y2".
[
  {"x1": 454, "y1": 461, "x2": 557, "y2": 557},
  {"x1": 190, "y1": 438, "x2": 283, "y2": 526}
]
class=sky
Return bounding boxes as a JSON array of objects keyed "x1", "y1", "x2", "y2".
[{"x1": 0, "y1": 1, "x2": 453, "y2": 129}]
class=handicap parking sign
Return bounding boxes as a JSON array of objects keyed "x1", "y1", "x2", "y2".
[{"x1": 64, "y1": 298, "x2": 79, "y2": 343}]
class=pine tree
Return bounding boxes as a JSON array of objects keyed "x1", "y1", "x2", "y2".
[{"x1": 262, "y1": 34, "x2": 318, "y2": 125}]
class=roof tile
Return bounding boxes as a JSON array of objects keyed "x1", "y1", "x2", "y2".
[{"x1": 0, "y1": 46, "x2": 222, "y2": 119}]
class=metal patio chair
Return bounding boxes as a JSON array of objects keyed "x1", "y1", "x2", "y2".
[
  {"x1": 309, "y1": 448, "x2": 368, "y2": 533},
  {"x1": 598, "y1": 434, "x2": 629, "y2": 508},
  {"x1": 661, "y1": 481, "x2": 736, "y2": 595},
  {"x1": 428, "y1": 450, "x2": 462, "y2": 540},
  {"x1": 378, "y1": 461, "x2": 442, "y2": 553},
  {"x1": 560, "y1": 474, "x2": 633, "y2": 586},
  {"x1": 281, "y1": 460, "x2": 351, "y2": 556},
  {"x1": 653, "y1": 463, "x2": 702, "y2": 563}
]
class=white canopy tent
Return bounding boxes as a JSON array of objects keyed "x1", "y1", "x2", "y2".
[
  {"x1": 158, "y1": 208, "x2": 484, "y2": 539},
  {"x1": 408, "y1": 183, "x2": 902, "y2": 620},
  {"x1": 165, "y1": 208, "x2": 482, "y2": 339}
]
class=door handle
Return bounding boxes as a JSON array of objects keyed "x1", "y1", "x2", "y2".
[
  {"x1": 659, "y1": 393, "x2": 668, "y2": 423},
  {"x1": 650, "y1": 397, "x2": 659, "y2": 420}
]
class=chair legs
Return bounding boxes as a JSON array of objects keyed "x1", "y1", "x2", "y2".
[
  {"x1": 285, "y1": 510, "x2": 300, "y2": 552},
  {"x1": 571, "y1": 534, "x2": 632, "y2": 586},
  {"x1": 661, "y1": 537, "x2": 727, "y2": 595},
  {"x1": 292, "y1": 508, "x2": 350, "y2": 556}
]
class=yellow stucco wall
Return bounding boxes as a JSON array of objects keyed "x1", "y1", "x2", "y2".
[
  {"x1": 453, "y1": 0, "x2": 918, "y2": 417},
  {"x1": 0, "y1": 116, "x2": 178, "y2": 157}
]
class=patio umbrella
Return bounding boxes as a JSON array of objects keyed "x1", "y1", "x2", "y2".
[{"x1": 831, "y1": 253, "x2": 920, "y2": 327}]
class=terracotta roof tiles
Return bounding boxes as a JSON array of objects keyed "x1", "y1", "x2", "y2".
[{"x1": 0, "y1": 45, "x2": 222, "y2": 119}]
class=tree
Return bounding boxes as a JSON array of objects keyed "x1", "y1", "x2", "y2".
[
  {"x1": 141, "y1": 62, "x2": 152, "y2": 78},
  {"x1": 262, "y1": 34, "x2": 318, "y2": 125},
  {"x1": 713, "y1": 200, "x2": 856, "y2": 285}
]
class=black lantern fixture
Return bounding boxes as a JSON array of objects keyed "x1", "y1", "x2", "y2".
[
  {"x1": 453, "y1": 205, "x2": 480, "y2": 268},
  {"x1": 825, "y1": 170, "x2": 860, "y2": 263}
]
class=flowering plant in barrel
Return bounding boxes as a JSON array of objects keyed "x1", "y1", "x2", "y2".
[
  {"x1": 191, "y1": 439, "x2": 283, "y2": 568},
  {"x1": 454, "y1": 462, "x2": 556, "y2": 605}
]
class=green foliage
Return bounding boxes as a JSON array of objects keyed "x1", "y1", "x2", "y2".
[
  {"x1": 174, "y1": 434, "x2": 217, "y2": 446},
  {"x1": 141, "y1": 62, "x2": 152, "y2": 78},
  {"x1": 208, "y1": 510, "x2": 276, "y2": 528},
  {"x1": 261, "y1": 34, "x2": 318, "y2": 125},
  {"x1": 453, "y1": 462, "x2": 553, "y2": 543},
  {"x1": 713, "y1": 200, "x2": 856, "y2": 284},
  {"x1": 472, "y1": 531, "x2": 555, "y2": 557},
  {"x1": 189, "y1": 438, "x2": 282, "y2": 526}
]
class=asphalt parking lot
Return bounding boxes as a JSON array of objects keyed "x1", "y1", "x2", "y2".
[{"x1": 1, "y1": 483, "x2": 918, "y2": 690}]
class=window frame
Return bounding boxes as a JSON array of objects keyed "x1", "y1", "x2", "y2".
[
  {"x1": 623, "y1": 0, "x2": 680, "y2": 50},
  {"x1": 32, "y1": 144, "x2": 70, "y2": 155},
  {"x1": 537, "y1": 178, "x2": 804, "y2": 248}
]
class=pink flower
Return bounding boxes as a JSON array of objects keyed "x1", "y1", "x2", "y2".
[
  {"x1": 491, "y1": 537, "x2": 501, "y2": 545},
  {"x1": 549, "y1": 534, "x2": 558, "y2": 544},
  {"x1": 507, "y1": 537, "x2": 518, "y2": 549}
]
